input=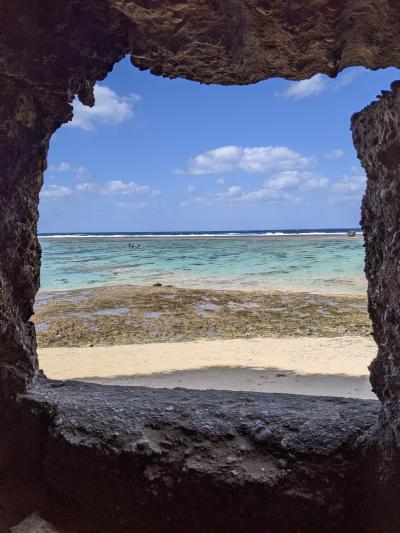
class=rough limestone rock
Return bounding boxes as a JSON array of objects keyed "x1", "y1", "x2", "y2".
[
  {"x1": 352, "y1": 83, "x2": 400, "y2": 524},
  {"x1": 1, "y1": 380, "x2": 379, "y2": 532},
  {"x1": 352, "y1": 83, "x2": 400, "y2": 407}
]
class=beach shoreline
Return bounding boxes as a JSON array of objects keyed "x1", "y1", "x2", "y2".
[
  {"x1": 34, "y1": 280, "x2": 373, "y2": 399},
  {"x1": 34, "y1": 283, "x2": 374, "y2": 399},
  {"x1": 39, "y1": 335, "x2": 376, "y2": 399}
]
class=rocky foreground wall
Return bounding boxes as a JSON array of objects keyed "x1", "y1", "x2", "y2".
[{"x1": 0, "y1": 381, "x2": 380, "y2": 532}]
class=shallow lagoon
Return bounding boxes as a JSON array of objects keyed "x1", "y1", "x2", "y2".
[{"x1": 39, "y1": 233, "x2": 365, "y2": 295}]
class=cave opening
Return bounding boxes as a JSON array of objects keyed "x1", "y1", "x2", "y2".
[{"x1": 34, "y1": 57, "x2": 397, "y2": 400}]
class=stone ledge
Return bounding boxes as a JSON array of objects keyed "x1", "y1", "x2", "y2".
[{"x1": 1, "y1": 379, "x2": 379, "y2": 532}]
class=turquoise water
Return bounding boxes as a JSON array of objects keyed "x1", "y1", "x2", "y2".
[{"x1": 39, "y1": 232, "x2": 366, "y2": 295}]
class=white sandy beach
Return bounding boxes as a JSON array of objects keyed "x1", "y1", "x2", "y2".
[{"x1": 39, "y1": 335, "x2": 376, "y2": 399}]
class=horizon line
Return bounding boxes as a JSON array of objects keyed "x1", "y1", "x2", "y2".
[{"x1": 38, "y1": 226, "x2": 362, "y2": 234}]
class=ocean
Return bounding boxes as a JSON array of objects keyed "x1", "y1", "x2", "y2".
[{"x1": 38, "y1": 229, "x2": 365, "y2": 295}]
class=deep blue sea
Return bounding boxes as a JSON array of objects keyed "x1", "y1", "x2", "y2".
[{"x1": 38, "y1": 229, "x2": 365, "y2": 295}]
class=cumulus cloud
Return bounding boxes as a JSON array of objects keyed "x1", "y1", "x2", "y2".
[
  {"x1": 332, "y1": 173, "x2": 366, "y2": 193},
  {"x1": 183, "y1": 145, "x2": 241, "y2": 175},
  {"x1": 282, "y1": 69, "x2": 360, "y2": 100},
  {"x1": 181, "y1": 169, "x2": 330, "y2": 208},
  {"x1": 76, "y1": 180, "x2": 160, "y2": 197},
  {"x1": 69, "y1": 85, "x2": 141, "y2": 131},
  {"x1": 43, "y1": 179, "x2": 160, "y2": 202},
  {"x1": 328, "y1": 171, "x2": 367, "y2": 203},
  {"x1": 187, "y1": 185, "x2": 195, "y2": 193},
  {"x1": 47, "y1": 162, "x2": 89, "y2": 181},
  {"x1": 332, "y1": 69, "x2": 360, "y2": 92},
  {"x1": 264, "y1": 171, "x2": 329, "y2": 191},
  {"x1": 100, "y1": 180, "x2": 160, "y2": 196},
  {"x1": 240, "y1": 147, "x2": 312, "y2": 173},
  {"x1": 179, "y1": 145, "x2": 313, "y2": 176},
  {"x1": 216, "y1": 178, "x2": 225, "y2": 185},
  {"x1": 325, "y1": 149, "x2": 344, "y2": 159},
  {"x1": 301, "y1": 176, "x2": 330, "y2": 190},
  {"x1": 75, "y1": 182, "x2": 98, "y2": 193},
  {"x1": 48, "y1": 161, "x2": 72, "y2": 172},
  {"x1": 235, "y1": 188, "x2": 299, "y2": 204},
  {"x1": 116, "y1": 201, "x2": 148, "y2": 209},
  {"x1": 223, "y1": 186, "x2": 243, "y2": 198},
  {"x1": 182, "y1": 184, "x2": 300, "y2": 208},
  {"x1": 284, "y1": 74, "x2": 327, "y2": 100},
  {"x1": 74, "y1": 166, "x2": 89, "y2": 180},
  {"x1": 41, "y1": 185, "x2": 73, "y2": 199},
  {"x1": 266, "y1": 171, "x2": 300, "y2": 190}
]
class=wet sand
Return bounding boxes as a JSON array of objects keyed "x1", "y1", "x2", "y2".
[{"x1": 39, "y1": 335, "x2": 376, "y2": 399}]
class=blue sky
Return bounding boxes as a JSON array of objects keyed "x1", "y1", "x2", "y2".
[{"x1": 40, "y1": 57, "x2": 399, "y2": 232}]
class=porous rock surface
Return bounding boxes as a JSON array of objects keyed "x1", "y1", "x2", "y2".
[
  {"x1": 1, "y1": 0, "x2": 400, "y2": 395},
  {"x1": 1, "y1": 380, "x2": 379, "y2": 532},
  {"x1": 352, "y1": 83, "x2": 400, "y2": 524},
  {"x1": 352, "y1": 83, "x2": 400, "y2": 406}
]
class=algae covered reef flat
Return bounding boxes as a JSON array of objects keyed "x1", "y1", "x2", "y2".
[{"x1": 34, "y1": 284, "x2": 370, "y2": 347}]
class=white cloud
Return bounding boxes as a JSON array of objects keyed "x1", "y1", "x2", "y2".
[
  {"x1": 180, "y1": 145, "x2": 313, "y2": 175},
  {"x1": 69, "y1": 85, "x2": 141, "y2": 131},
  {"x1": 264, "y1": 171, "x2": 329, "y2": 191},
  {"x1": 76, "y1": 182, "x2": 98, "y2": 193},
  {"x1": 182, "y1": 184, "x2": 299, "y2": 208},
  {"x1": 47, "y1": 162, "x2": 89, "y2": 181},
  {"x1": 74, "y1": 166, "x2": 89, "y2": 180},
  {"x1": 325, "y1": 149, "x2": 344, "y2": 159},
  {"x1": 100, "y1": 180, "x2": 160, "y2": 197},
  {"x1": 302, "y1": 177, "x2": 330, "y2": 190},
  {"x1": 224, "y1": 186, "x2": 243, "y2": 198},
  {"x1": 283, "y1": 69, "x2": 360, "y2": 101},
  {"x1": 185, "y1": 146, "x2": 241, "y2": 175},
  {"x1": 76, "y1": 180, "x2": 160, "y2": 197},
  {"x1": 332, "y1": 173, "x2": 366, "y2": 193},
  {"x1": 181, "y1": 169, "x2": 329, "y2": 208},
  {"x1": 41, "y1": 185, "x2": 73, "y2": 199},
  {"x1": 236, "y1": 188, "x2": 299, "y2": 204},
  {"x1": 284, "y1": 74, "x2": 327, "y2": 100},
  {"x1": 266, "y1": 171, "x2": 300, "y2": 190},
  {"x1": 328, "y1": 171, "x2": 367, "y2": 203},
  {"x1": 187, "y1": 185, "x2": 195, "y2": 194},
  {"x1": 332, "y1": 69, "x2": 360, "y2": 92},
  {"x1": 216, "y1": 178, "x2": 225, "y2": 185},
  {"x1": 116, "y1": 202, "x2": 148, "y2": 209},
  {"x1": 48, "y1": 161, "x2": 72, "y2": 172},
  {"x1": 240, "y1": 147, "x2": 312, "y2": 173}
]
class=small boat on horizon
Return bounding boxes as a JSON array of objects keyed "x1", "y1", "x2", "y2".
[{"x1": 347, "y1": 230, "x2": 357, "y2": 237}]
